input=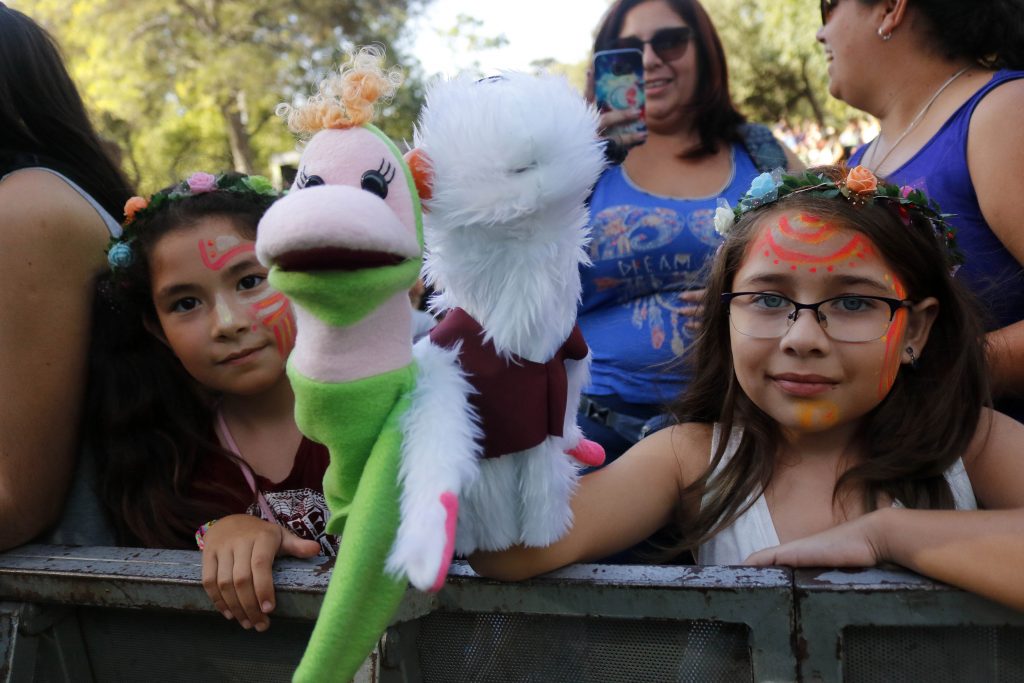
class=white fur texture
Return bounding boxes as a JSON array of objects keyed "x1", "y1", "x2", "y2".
[
  {"x1": 415, "y1": 71, "x2": 606, "y2": 362},
  {"x1": 387, "y1": 338, "x2": 482, "y2": 589},
  {"x1": 414, "y1": 71, "x2": 605, "y2": 553}
]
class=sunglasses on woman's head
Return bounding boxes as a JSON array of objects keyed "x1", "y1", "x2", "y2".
[
  {"x1": 613, "y1": 26, "x2": 694, "y2": 62},
  {"x1": 820, "y1": 0, "x2": 839, "y2": 25}
]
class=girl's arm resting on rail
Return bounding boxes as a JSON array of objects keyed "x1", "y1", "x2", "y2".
[
  {"x1": 0, "y1": 173, "x2": 109, "y2": 548},
  {"x1": 747, "y1": 507, "x2": 1024, "y2": 612},
  {"x1": 747, "y1": 410, "x2": 1024, "y2": 611},
  {"x1": 469, "y1": 423, "x2": 708, "y2": 581}
]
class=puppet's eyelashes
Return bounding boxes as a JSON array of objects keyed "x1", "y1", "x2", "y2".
[
  {"x1": 361, "y1": 159, "x2": 397, "y2": 199},
  {"x1": 297, "y1": 169, "x2": 325, "y2": 189}
]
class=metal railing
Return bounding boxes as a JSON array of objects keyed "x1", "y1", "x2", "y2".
[{"x1": 0, "y1": 545, "x2": 1021, "y2": 682}]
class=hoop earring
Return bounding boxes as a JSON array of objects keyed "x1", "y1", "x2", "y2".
[
  {"x1": 878, "y1": 28, "x2": 893, "y2": 41},
  {"x1": 906, "y1": 346, "x2": 918, "y2": 369}
]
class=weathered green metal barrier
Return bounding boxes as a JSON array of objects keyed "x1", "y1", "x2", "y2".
[{"x1": 0, "y1": 545, "x2": 1020, "y2": 682}]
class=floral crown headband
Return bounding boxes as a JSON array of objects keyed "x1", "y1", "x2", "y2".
[
  {"x1": 107, "y1": 172, "x2": 279, "y2": 270},
  {"x1": 713, "y1": 165, "x2": 963, "y2": 271}
]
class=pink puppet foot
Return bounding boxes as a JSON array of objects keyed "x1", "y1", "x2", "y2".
[
  {"x1": 568, "y1": 438, "x2": 605, "y2": 467},
  {"x1": 429, "y1": 492, "x2": 459, "y2": 593}
]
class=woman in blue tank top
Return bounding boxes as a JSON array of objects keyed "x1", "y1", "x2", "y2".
[
  {"x1": 818, "y1": 0, "x2": 1024, "y2": 421},
  {"x1": 0, "y1": 6, "x2": 134, "y2": 548},
  {"x1": 577, "y1": 0, "x2": 804, "y2": 462}
]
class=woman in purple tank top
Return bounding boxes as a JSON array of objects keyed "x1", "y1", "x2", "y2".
[{"x1": 817, "y1": 0, "x2": 1024, "y2": 421}]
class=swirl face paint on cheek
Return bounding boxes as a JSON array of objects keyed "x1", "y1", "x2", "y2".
[{"x1": 251, "y1": 292, "x2": 296, "y2": 358}]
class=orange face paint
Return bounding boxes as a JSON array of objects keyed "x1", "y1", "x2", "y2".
[
  {"x1": 796, "y1": 400, "x2": 840, "y2": 429},
  {"x1": 756, "y1": 212, "x2": 873, "y2": 272},
  {"x1": 252, "y1": 292, "x2": 296, "y2": 359},
  {"x1": 877, "y1": 277, "x2": 908, "y2": 398},
  {"x1": 199, "y1": 238, "x2": 256, "y2": 271}
]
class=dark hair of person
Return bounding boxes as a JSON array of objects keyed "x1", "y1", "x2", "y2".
[
  {"x1": 84, "y1": 181, "x2": 278, "y2": 548},
  {"x1": 0, "y1": 6, "x2": 133, "y2": 216},
  {"x1": 862, "y1": 0, "x2": 1024, "y2": 69},
  {"x1": 669, "y1": 164, "x2": 990, "y2": 552},
  {"x1": 591, "y1": 0, "x2": 747, "y2": 159}
]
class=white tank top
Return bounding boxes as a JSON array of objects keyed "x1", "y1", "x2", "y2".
[{"x1": 697, "y1": 424, "x2": 978, "y2": 565}]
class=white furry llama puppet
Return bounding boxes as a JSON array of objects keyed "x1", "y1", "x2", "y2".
[{"x1": 399, "y1": 72, "x2": 607, "y2": 554}]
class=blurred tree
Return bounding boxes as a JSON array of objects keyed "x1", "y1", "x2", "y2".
[
  {"x1": 705, "y1": 0, "x2": 860, "y2": 128},
  {"x1": 530, "y1": 57, "x2": 589, "y2": 95},
  {"x1": 428, "y1": 12, "x2": 509, "y2": 76},
  {"x1": 23, "y1": 0, "x2": 431, "y2": 191}
]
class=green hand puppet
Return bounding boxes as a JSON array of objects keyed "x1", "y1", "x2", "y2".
[{"x1": 256, "y1": 49, "x2": 480, "y2": 682}]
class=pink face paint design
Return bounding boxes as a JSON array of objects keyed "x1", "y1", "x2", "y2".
[
  {"x1": 198, "y1": 238, "x2": 256, "y2": 271},
  {"x1": 796, "y1": 400, "x2": 840, "y2": 429},
  {"x1": 251, "y1": 292, "x2": 296, "y2": 359},
  {"x1": 877, "y1": 277, "x2": 908, "y2": 398},
  {"x1": 757, "y1": 213, "x2": 872, "y2": 271}
]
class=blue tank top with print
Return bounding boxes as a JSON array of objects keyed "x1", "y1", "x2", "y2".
[
  {"x1": 851, "y1": 69, "x2": 1024, "y2": 421},
  {"x1": 579, "y1": 143, "x2": 760, "y2": 405}
]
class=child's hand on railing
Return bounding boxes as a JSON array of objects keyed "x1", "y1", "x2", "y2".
[{"x1": 200, "y1": 514, "x2": 321, "y2": 631}]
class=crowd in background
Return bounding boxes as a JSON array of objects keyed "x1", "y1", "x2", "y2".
[{"x1": 774, "y1": 117, "x2": 881, "y2": 167}]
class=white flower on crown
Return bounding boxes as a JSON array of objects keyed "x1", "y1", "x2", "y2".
[{"x1": 713, "y1": 199, "x2": 735, "y2": 237}]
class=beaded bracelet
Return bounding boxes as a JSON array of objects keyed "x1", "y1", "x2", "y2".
[{"x1": 195, "y1": 519, "x2": 219, "y2": 550}]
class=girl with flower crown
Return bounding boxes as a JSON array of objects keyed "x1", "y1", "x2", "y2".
[
  {"x1": 471, "y1": 165, "x2": 1024, "y2": 612},
  {"x1": 86, "y1": 172, "x2": 336, "y2": 633}
]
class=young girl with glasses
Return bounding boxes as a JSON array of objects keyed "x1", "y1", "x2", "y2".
[
  {"x1": 472, "y1": 165, "x2": 1024, "y2": 612},
  {"x1": 86, "y1": 174, "x2": 336, "y2": 632},
  {"x1": 577, "y1": 0, "x2": 804, "y2": 463}
]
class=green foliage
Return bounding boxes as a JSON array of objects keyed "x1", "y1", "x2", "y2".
[
  {"x1": 705, "y1": 0, "x2": 860, "y2": 127},
  {"x1": 22, "y1": 0, "x2": 431, "y2": 192}
]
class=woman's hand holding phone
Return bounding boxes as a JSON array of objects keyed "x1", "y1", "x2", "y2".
[{"x1": 593, "y1": 48, "x2": 647, "y2": 153}]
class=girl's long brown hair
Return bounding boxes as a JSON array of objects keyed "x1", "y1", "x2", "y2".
[{"x1": 670, "y1": 165, "x2": 990, "y2": 552}]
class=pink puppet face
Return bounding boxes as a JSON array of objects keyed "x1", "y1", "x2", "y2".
[
  {"x1": 256, "y1": 127, "x2": 421, "y2": 273},
  {"x1": 149, "y1": 216, "x2": 295, "y2": 396},
  {"x1": 728, "y1": 210, "x2": 911, "y2": 435}
]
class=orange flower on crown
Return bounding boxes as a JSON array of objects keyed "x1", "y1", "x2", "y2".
[
  {"x1": 845, "y1": 165, "x2": 878, "y2": 194},
  {"x1": 123, "y1": 196, "x2": 149, "y2": 222}
]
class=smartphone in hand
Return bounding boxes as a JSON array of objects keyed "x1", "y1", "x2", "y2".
[{"x1": 593, "y1": 48, "x2": 646, "y2": 138}]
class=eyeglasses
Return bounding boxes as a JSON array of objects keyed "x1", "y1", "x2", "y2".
[
  {"x1": 722, "y1": 292, "x2": 912, "y2": 343},
  {"x1": 820, "y1": 0, "x2": 839, "y2": 25},
  {"x1": 613, "y1": 26, "x2": 694, "y2": 62}
]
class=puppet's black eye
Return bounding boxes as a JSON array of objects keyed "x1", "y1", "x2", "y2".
[
  {"x1": 361, "y1": 170, "x2": 389, "y2": 199},
  {"x1": 296, "y1": 169, "x2": 324, "y2": 189},
  {"x1": 361, "y1": 158, "x2": 397, "y2": 199}
]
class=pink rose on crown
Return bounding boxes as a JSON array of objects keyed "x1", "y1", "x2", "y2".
[{"x1": 187, "y1": 172, "x2": 218, "y2": 194}]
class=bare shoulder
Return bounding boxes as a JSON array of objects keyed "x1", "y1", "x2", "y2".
[
  {"x1": 642, "y1": 421, "x2": 713, "y2": 488},
  {"x1": 971, "y1": 75, "x2": 1024, "y2": 120},
  {"x1": 966, "y1": 77, "x2": 1024, "y2": 253},
  {"x1": 967, "y1": 76, "x2": 1024, "y2": 154},
  {"x1": 0, "y1": 169, "x2": 110, "y2": 262},
  {"x1": 963, "y1": 408, "x2": 1024, "y2": 508}
]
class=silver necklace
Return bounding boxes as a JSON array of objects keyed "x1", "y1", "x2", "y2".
[{"x1": 866, "y1": 65, "x2": 971, "y2": 174}]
